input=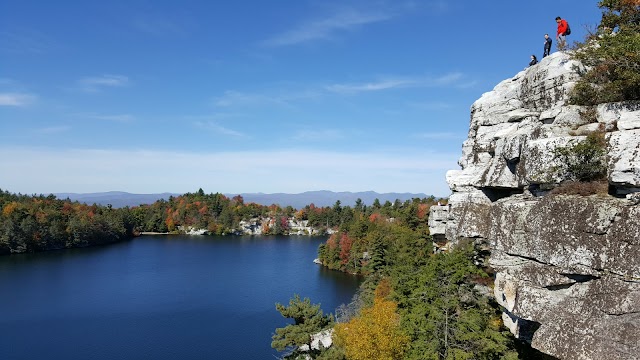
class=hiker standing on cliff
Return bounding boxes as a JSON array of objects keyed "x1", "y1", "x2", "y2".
[
  {"x1": 556, "y1": 16, "x2": 569, "y2": 50},
  {"x1": 543, "y1": 34, "x2": 552, "y2": 57},
  {"x1": 529, "y1": 55, "x2": 538, "y2": 66}
]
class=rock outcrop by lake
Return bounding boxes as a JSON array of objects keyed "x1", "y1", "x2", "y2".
[{"x1": 429, "y1": 52, "x2": 640, "y2": 359}]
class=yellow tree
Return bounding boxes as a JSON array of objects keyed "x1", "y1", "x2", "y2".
[{"x1": 334, "y1": 293, "x2": 409, "y2": 360}]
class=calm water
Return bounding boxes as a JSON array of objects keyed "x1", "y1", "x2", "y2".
[{"x1": 0, "y1": 235, "x2": 361, "y2": 360}]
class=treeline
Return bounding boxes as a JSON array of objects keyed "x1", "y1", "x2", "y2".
[
  {"x1": 0, "y1": 189, "x2": 135, "y2": 255},
  {"x1": 129, "y1": 188, "x2": 443, "y2": 236},
  {"x1": 274, "y1": 201, "x2": 548, "y2": 359},
  {"x1": 0, "y1": 188, "x2": 444, "y2": 254}
]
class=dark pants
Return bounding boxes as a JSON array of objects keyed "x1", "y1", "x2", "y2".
[{"x1": 543, "y1": 46, "x2": 551, "y2": 57}]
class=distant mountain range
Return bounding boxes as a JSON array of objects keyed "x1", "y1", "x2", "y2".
[{"x1": 54, "y1": 190, "x2": 433, "y2": 209}]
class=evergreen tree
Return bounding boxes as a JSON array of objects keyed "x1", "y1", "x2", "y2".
[
  {"x1": 394, "y1": 246, "x2": 518, "y2": 360},
  {"x1": 272, "y1": 295, "x2": 333, "y2": 359},
  {"x1": 571, "y1": 0, "x2": 640, "y2": 104}
]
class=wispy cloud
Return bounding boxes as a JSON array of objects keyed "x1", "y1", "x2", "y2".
[
  {"x1": 425, "y1": 0, "x2": 450, "y2": 13},
  {"x1": 326, "y1": 79, "x2": 415, "y2": 94},
  {"x1": 411, "y1": 132, "x2": 466, "y2": 140},
  {"x1": 212, "y1": 89, "x2": 319, "y2": 108},
  {"x1": 0, "y1": 92, "x2": 37, "y2": 106},
  {"x1": 326, "y1": 73, "x2": 465, "y2": 94},
  {"x1": 0, "y1": 30, "x2": 53, "y2": 54},
  {"x1": 213, "y1": 90, "x2": 287, "y2": 107},
  {"x1": 35, "y1": 126, "x2": 70, "y2": 134},
  {"x1": 292, "y1": 129, "x2": 345, "y2": 142},
  {"x1": 213, "y1": 72, "x2": 468, "y2": 109},
  {"x1": 90, "y1": 114, "x2": 136, "y2": 122},
  {"x1": 456, "y1": 81, "x2": 478, "y2": 89},
  {"x1": 262, "y1": 9, "x2": 392, "y2": 47},
  {"x1": 432, "y1": 73, "x2": 464, "y2": 86},
  {"x1": 133, "y1": 14, "x2": 189, "y2": 36},
  {"x1": 78, "y1": 75, "x2": 130, "y2": 92},
  {"x1": 407, "y1": 101, "x2": 453, "y2": 110},
  {"x1": 195, "y1": 121, "x2": 246, "y2": 137}
]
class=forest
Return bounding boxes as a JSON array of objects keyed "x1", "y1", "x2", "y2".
[
  {"x1": 0, "y1": 187, "x2": 441, "y2": 254},
  {"x1": 271, "y1": 196, "x2": 527, "y2": 360},
  {"x1": 273, "y1": 201, "x2": 554, "y2": 360},
  {"x1": 0, "y1": 189, "x2": 136, "y2": 255}
]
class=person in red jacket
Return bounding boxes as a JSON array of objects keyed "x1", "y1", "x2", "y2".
[{"x1": 556, "y1": 16, "x2": 569, "y2": 50}]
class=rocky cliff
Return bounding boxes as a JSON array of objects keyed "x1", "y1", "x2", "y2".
[{"x1": 429, "y1": 52, "x2": 640, "y2": 360}]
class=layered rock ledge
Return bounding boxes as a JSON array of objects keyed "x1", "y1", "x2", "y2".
[{"x1": 429, "y1": 52, "x2": 640, "y2": 360}]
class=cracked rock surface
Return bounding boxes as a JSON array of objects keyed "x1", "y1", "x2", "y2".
[{"x1": 429, "y1": 52, "x2": 640, "y2": 359}]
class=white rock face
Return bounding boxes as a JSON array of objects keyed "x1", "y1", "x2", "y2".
[
  {"x1": 298, "y1": 329, "x2": 333, "y2": 352},
  {"x1": 608, "y1": 130, "x2": 640, "y2": 189},
  {"x1": 427, "y1": 205, "x2": 448, "y2": 238},
  {"x1": 429, "y1": 52, "x2": 640, "y2": 360},
  {"x1": 178, "y1": 226, "x2": 208, "y2": 235},
  {"x1": 598, "y1": 102, "x2": 640, "y2": 130}
]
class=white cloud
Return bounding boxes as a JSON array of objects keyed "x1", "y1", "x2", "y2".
[
  {"x1": 213, "y1": 72, "x2": 467, "y2": 109},
  {"x1": 456, "y1": 81, "x2": 479, "y2": 89},
  {"x1": 35, "y1": 126, "x2": 71, "y2": 134},
  {"x1": 0, "y1": 30, "x2": 53, "y2": 54},
  {"x1": 133, "y1": 14, "x2": 188, "y2": 36},
  {"x1": 78, "y1": 75, "x2": 129, "y2": 92},
  {"x1": 411, "y1": 132, "x2": 465, "y2": 140},
  {"x1": 213, "y1": 90, "x2": 287, "y2": 107},
  {"x1": 0, "y1": 147, "x2": 456, "y2": 196},
  {"x1": 212, "y1": 89, "x2": 319, "y2": 108},
  {"x1": 326, "y1": 79, "x2": 416, "y2": 94},
  {"x1": 195, "y1": 121, "x2": 246, "y2": 137},
  {"x1": 326, "y1": 73, "x2": 465, "y2": 94},
  {"x1": 433, "y1": 73, "x2": 464, "y2": 86},
  {"x1": 90, "y1": 114, "x2": 136, "y2": 122},
  {"x1": 407, "y1": 101, "x2": 453, "y2": 110},
  {"x1": 292, "y1": 129, "x2": 344, "y2": 141},
  {"x1": 0, "y1": 92, "x2": 36, "y2": 106},
  {"x1": 262, "y1": 9, "x2": 392, "y2": 47}
]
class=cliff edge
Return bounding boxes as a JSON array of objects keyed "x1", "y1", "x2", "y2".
[{"x1": 429, "y1": 52, "x2": 640, "y2": 360}]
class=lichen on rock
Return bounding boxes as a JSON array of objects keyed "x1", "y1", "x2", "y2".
[{"x1": 429, "y1": 52, "x2": 640, "y2": 360}]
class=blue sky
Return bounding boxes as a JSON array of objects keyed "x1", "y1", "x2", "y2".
[{"x1": 0, "y1": 0, "x2": 602, "y2": 196}]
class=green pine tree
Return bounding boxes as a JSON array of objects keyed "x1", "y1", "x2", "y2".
[{"x1": 272, "y1": 295, "x2": 333, "y2": 359}]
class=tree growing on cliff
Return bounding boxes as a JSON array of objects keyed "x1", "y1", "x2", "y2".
[
  {"x1": 570, "y1": 0, "x2": 640, "y2": 105},
  {"x1": 552, "y1": 129, "x2": 607, "y2": 182},
  {"x1": 272, "y1": 295, "x2": 333, "y2": 359}
]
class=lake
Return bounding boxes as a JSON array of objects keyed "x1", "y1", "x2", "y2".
[{"x1": 0, "y1": 235, "x2": 361, "y2": 359}]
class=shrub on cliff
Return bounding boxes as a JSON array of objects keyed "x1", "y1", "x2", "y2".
[
  {"x1": 552, "y1": 130, "x2": 607, "y2": 182},
  {"x1": 569, "y1": 0, "x2": 640, "y2": 105}
]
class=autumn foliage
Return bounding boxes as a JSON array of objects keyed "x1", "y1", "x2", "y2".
[
  {"x1": 0, "y1": 189, "x2": 135, "y2": 254},
  {"x1": 334, "y1": 282, "x2": 409, "y2": 360}
]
